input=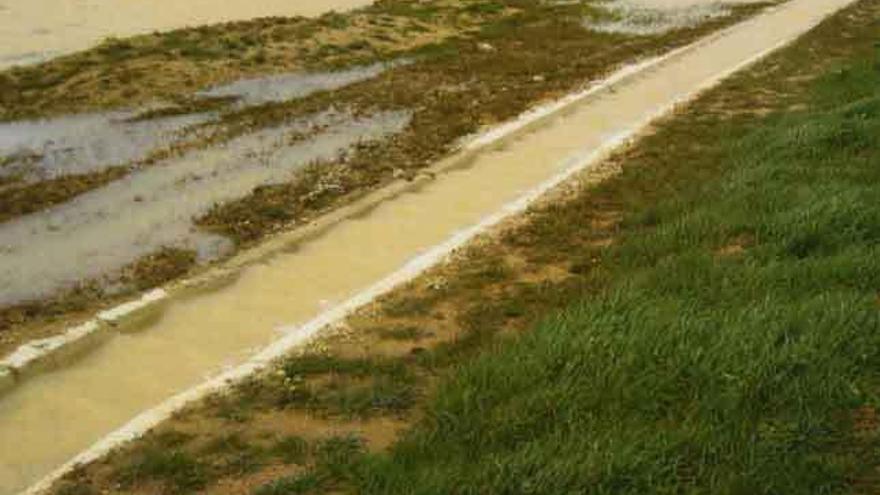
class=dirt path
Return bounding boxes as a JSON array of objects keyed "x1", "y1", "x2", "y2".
[
  {"x1": 0, "y1": 0, "x2": 860, "y2": 492},
  {"x1": 0, "y1": 0, "x2": 374, "y2": 68}
]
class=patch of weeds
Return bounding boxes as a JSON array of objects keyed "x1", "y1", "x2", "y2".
[
  {"x1": 382, "y1": 292, "x2": 444, "y2": 318},
  {"x1": 201, "y1": 433, "x2": 267, "y2": 476},
  {"x1": 280, "y1": 354, "x2": 379, "y2": 377},
  {"x1": 207, "y1": 383, "x2": 261, "y2": 423},
  {"x1": 314, "y1": 434, "x2": 366, "y2": 476},
  {"x1": 273, "y1": 356, "x2": 419, "y2": 418},
  {"x1": 53, "y1": 467, "x2": 96, "y2": 495},
  {"x1": 253, "y1": 472, "x2": 324, "y2": 495},
  {"x1": 319, "y1": 12, "x2": 351, "y2": 30},
  {"x1": 445, "y1": 257, "x2": 513, "y2": 293},
  {"x1": 255, "y1": 435, "x2": 366, "y2": 493},
  {"x1": 414, "y1": 325, "x2": 497, "y2": 370},
  {"x1": 317, "y1": 374, "x2": 417, "y2": 418},
  {"x1": 376, "y1": 325, "x2": 429, "y2": 341},
  {"x1": 270, "y1": 435, "x2": 310, "y2": 465},
  {"x1": 0, "y1": 282, "x2": 103, "y2": 334},
  {"x1": 113, "y1": 447, "x2": 207, "y2": 494},
  {"x1": 220, "y1": 354, "x2": 420, "y2": 418},
  {"x1": 150, "y1": 429, "x2": 195, "y2": 449},
  {"x1": 122, "y1": 247, "x2": 197, "y2": 291},
  {"x1": 0, "y1": 166, "x2": 127, "y2": 223},
  {"x1": 53, "y1": 482, "x2": 95, "y2": 495},
  {"x1": 464, "y1": 1, "x2": 507, "y2": 16}
]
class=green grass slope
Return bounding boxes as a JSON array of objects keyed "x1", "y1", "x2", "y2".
[{"x1": 347, "y1": 34, "x2": 880, "y2": 495}]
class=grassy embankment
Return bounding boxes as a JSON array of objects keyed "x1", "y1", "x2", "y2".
[
  {"x1": 352, "y1": 5, "x2": 880, "y2": 493},
  {"x1": 0, "y1": 0, "x2": 769, "y2": 353},
  {"x1": 50, "y1": 0, "x2": 880, "y2": 494}
]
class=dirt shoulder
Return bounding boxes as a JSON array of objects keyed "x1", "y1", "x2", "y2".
[{"x1": 46, "y1": 0, "x2": 880, "y2": 494}]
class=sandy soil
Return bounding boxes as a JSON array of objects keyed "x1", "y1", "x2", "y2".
[
  {"x1": 0, "y1": 0, "x2": 859, "y2": 493},
  {"x1": 0, "y1": 0, "x2": 374, "y2": 68}
]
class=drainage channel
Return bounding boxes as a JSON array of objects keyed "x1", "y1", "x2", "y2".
[{"x1": 1, "y1": 0, "x2": 859, "y2": 492}]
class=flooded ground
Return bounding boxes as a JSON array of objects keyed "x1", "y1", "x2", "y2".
[
  {"x1": 0, "y1": 109, "x2": 410, "y2": 307},
  {"x1": 0, "y1": 61, "x2": 397, "y2": 182},
  {"x1": 0, "y1": 61, "x2": 403, "y2": 305},
  {"x1": 0, "y1": 0, "x2": 375, "y2": 68},
  {"x1": 0, "y1": 0, "x2": 858, "y2": 492},
  {"x1": 0, "y1": 112, "x2": 212, "y2": 182}
]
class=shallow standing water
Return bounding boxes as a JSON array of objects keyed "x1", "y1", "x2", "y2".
[
  {"x1": 0, "y1": 0, "x2": 858, "y2": 492},
  {"x1": 0, "y1": 110, "x2": 411, "y2": 306},
  {"x1": 0, "y1": 0, "x2": 376, "y2": 68}
]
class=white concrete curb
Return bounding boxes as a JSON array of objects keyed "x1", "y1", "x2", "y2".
[{"x1": 0, "y1": 289, "x2": 167, "y2": 392}]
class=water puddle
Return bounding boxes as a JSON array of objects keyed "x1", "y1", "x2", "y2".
[
  {"x1": 0, "y1": 109, "x2": 411, "y2": 307},
  {"x1": 1, "y1": 61, "x2": 402, "y2": 182},
  {"x1": 197, "y1": 62, "x2": 399, "y2": 107},
  {"x1": 0, "y1": 112, "x2": 213, "y2": 182}
]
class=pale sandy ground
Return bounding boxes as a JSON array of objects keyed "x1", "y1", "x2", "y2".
[
  {"x1": 0, "y1": 0, "x2": 374, "y2": 68},
  {"x1": 0, "y1": 0, "x2": 858, "y2": 493}
]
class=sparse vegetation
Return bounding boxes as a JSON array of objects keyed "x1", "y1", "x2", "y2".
[
  {"x1": 216, "y1": 354, "x2": 419, "y2": 419},
  {"x1": 113, "y1": 447, "x2": 208, "y2": 494}
]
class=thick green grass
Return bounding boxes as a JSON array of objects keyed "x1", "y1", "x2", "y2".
[{"x1": 341, "y1": 47, "x2": 880, "y2": 494}]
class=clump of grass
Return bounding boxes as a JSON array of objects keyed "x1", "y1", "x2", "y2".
[
  {"x1": 122, "y1": 247, "x2": 197, "y2": 291},
  {"x1": 313, "y1": 435, "x2": 367, "y2": 479},
  {"x1": 254, "y1": 435, "x2": 366, "y2": 494},
  {"x1": 314, "y1": 374, "x2": 417, "y2": 418},
  {"x1": 254, "y1": 472, "x2": 323, "y2": 495},
  {"x1": 211, "y1": 354, "x2": 420, "y2": 419},
  {"x1": 376, "y1": 325, "x2": 430, "y2": 341},
  {"x1": 53, "y1": 483, "x2": 95, "y2": 495},
  {"x1": 200, "y1": 432, "x2": 267, "y2": 476},
  {"x1": 271, "y1": 435, "x2": 310, "y2": 464},
  {"x1": 113, "y1": 447, "x2": 207, "y2": 494}
]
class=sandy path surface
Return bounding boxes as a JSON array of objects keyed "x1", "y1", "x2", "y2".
[
  {"x1": 0, "y1": 0, "x2": 859, "y2": 493},
  {"x1": 0, "y1": 0, "x2": 374, "y2": 68}
]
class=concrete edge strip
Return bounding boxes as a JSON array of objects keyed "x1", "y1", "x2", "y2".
[
  {"x1": 22, "y1": 3, "x2": 827, "y2": 492},
  {"x1": 0, "y1": 289, "x2": 167, "y2": 388}
]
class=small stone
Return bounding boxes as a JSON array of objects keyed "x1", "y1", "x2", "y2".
[
  {"x1": 532, "y1": 74, "x2": 546, "y2": 82},
  {"x1": 477, "y1": 42, "x2": 496, "y2": 53}
]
